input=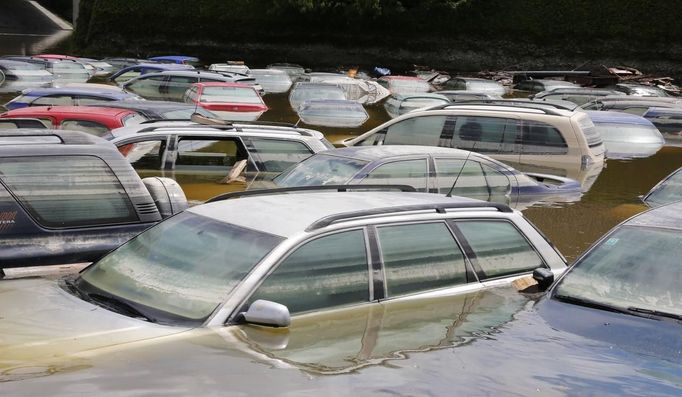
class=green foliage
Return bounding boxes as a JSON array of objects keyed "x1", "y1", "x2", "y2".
[{"x1": 74, "y1": 0, "x2": 682, "y2": 54}]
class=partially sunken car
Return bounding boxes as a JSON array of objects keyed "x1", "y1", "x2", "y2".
[
  {"x1": 383, "y1": 93, "x2": 450, "y2": 119},
  {"x1": 377, "y1": 75, "x2": 432, "y2": 95},
  {"x1": 0, "y1": 60, "x2": 53, "y2": 93},
  {"x1": 0, "y1": 106, "x2": 148, "y2": 138},
  {"x1": 538, "y1": 201, "x2": 682, "y2": 363},
  {"x1": 513, "y1": 79, "x2": 578, "y2": 93},
  {"x1": 0, "y1": 188, "x2": 566, "y2": 381},
  {"x1": 531, "y1": 88, "x2": 624, "y2": 106},
  {"x1": 3, "y1": 57, "x2": 91, "y2": 84},
  {"x1": 614, "y1": 83, "x2": 670, "y2": 97},
  {"x1": 288, "y1": 82, "x2": 346, "y2": 111},
  {"x1": 443, "y1": 77, "x2": 506, "y2": 97},
  {"x1": 642, "y1": 167, "x2": 682, "y2": 207},
  {"x1": 296, "y1": 99, "x2": 369, "y2": 128},
  {"x1": 0, "y1": 129, "x2": 187, "y2": 271},
  {"x1": 586, "y1": 111, "x2": 664, "y2": 159},
  {"x1": 122, "y1": 70, "x2": 253, "y2": 102},
  {"x1": 109, "y1": 63, "x2": 193, "y2": 84},
  {"x1": 249, "y1": 68, "x2": 293, "y2": 94},
  {"x1": 4, "y1": 87, "x2": 141, "y2": 110},
  {"x1": 271, "y1": 146, "x2": 581, "y2": 209},
  {"x1": 182, "y1": 82, "x2": 268, "y2": 121}
]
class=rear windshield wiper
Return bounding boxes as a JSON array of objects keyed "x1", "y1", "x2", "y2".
[
  {"x1": 627, "y1": 307, "x2": 682, "y2": 322},
  {"x1": 88, "y1": 293, "x2": 156, "y2": 323}
]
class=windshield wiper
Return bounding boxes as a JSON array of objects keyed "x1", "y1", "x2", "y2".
[
  {"x1": 87, "y1": 293, "x2": 156, "y2": 323},
  {"x1": 554, "y1": 294, "x2": 632, "y2": 315},
  {"x1": 627, "y1": 307, "x2": 682, "y2": 322}
]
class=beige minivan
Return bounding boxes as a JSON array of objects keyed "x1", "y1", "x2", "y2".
[{"x1": 342, "y1": 103, "x2": 605, "y2": 171}]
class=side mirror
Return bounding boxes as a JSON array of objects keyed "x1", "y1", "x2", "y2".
[
  {"x1": 532, "y1": 267, "x2": 555, "y2": 291},
  {"x1": 240, "y1": 299, "x2": 290, "y2": 328}
]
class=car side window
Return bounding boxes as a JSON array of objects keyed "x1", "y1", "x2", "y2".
[
  {"x1": 247, "y1": 138, "x2": 313, "y2": 172},
  {"x1": 175, "y1": 138, "x2": 247, "y2": 170},
  {"x1": 167, "y1": 76, "x2": 199, "y2": 99},
  {"x1": 125, "y1": 75, "x2": 166, "y2": 96},
  {"x1": 383, "y1": 115, "x2": 447, "y2": 146},
  {"x1": 454, "y1": 220, "x2": 544, "y2": 279},
  {"x1": 77, "y1": 96, "x2": 113, "y2": 105},
  {"x1": 520, "y1": 120, "x2": 568, "y2": 154},
  {"x1": 360, "y1": 159, "x2": 428, "y2": 192},
  {"x1": 451, "y1": 116, "x2": 517, "y2": 153},
  {"x1": 249, "y1": 229, "x2": 369, "y2": 314},
  {"x1": 60, "y1": 119, "x2": 110, "y2": 137},
  {"x1": 32, "y1": 95, "x2": 73, "y2": 106},
  {"x1": 377, "y1": 222, "x2": 469, "y2": 297},
  {"x1": 0, "y1": 155, "x2": 138, "y2": 228},
  {"x1": 622, "y1": 107, "x2": 648, "y2": 116},
  {"x1": 435, "y1": 158, "x2": 489, "y2": 197},
  {"x1": 118, "y1": 139, "x2": 167, "y2": 170}
]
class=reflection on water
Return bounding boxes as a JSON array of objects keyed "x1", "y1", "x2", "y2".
[{"x1": 0, "y1": 31, "x2": 71, "y2": 57}]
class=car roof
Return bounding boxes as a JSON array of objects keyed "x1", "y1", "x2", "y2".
[
  {"x1": 148, "y1": 56, "x2": 199, "y2": 62},
  {"x1": 189, "y1": 191, "x2": 496, "y2": 237},
  {"x1": 20, "y1": 87, "x2": 133, "y2": 98},
  {"x1": 315, "y1": 145, "x2": 478, "y2": 160},
  {"x1": 110, "y1": 120, "x2": 325, "y2": 139},
  {"x1": 644, "y1": 107, "x2": 682, "y2": 116},
  {"x1": 192, "y1": 82, "x2": 252, "y2": 88},
  {"x1": 623, "y1": 201, "x2": 682, "y2": 231},
  {"x1": 131, "y1": 70, "x2": 230, "y2": 79},
  {"x1": 89, "y1": 100, "x2": 200, "y2": 111},
  {"x1": 0, "y1": 129, "x2": 109, "y2": 145},
  {"x1": 0, "y1": 59, "x2": 37, "y2": 67},
  {"x1": 595, "y1": 96, "x2": 681, "y2": 103},
  {"x1": 2, "y1": 106, "x2": 135, "y2": 117},
  {"x1": 381, "y1": 76, "x2": 423, "y2": 81},
  {"x1": 586, "y1": 111, "x2": 654, "y2": 126}
]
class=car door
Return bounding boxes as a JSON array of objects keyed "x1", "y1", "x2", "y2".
[
  {"x1": 166, "y1": 135, "x2": 251, "y2": 201},
  {"x1": 246, "y1": 228, "x2": 371, "y2": 314}
]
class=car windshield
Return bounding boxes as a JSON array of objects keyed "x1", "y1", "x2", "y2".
[
  {"x1": 645, "y1": 169, "x2": 682, "y2": 207},
  {"x1": 78, "y1": 212, "x2": 283, "y2": 324},
  {"x1": 554, "y1": 226, "x2": 682, "y2": 318},
  {"x1": 274, "y1": 154, "x2": 368, "y2": 186},
  {"x1": 200, "y1": 86, "x2": 261, "y2": 103}
]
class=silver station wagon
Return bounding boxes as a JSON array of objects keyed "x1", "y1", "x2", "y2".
[{"x1": 0, "y1": 190, "x2": 566, "y2": 379}]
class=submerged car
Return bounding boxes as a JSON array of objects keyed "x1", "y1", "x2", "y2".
[
  {"x1": 267, "y1": 63, "x2": 307, "y2": 82},
  {"x1": 435, "y1": 90, "x2": 502, "y2": 102},
  {"x1": 249, "y1": 69, "x2": 293, "y2": 94},
  {"x1": 642, "y1": 167, "x2": 682, "y2": 207},
  {"x1": 88, "y1": 100, "x2": 218, "y2": 120},
  {"x1": 538, "y1": 201, "x2": 682, "y2": 363},
  {"x1": 0, "y1": 106, "x2": 148, "y2": 138},
  {"x1": 377, "y1": 76, "x2": 432, "y2": 95},
  {"x1": 513, "y1": 79, "x2": 578, "y2": 93},
  {"x1": 3, "y1": 57, "x2": 91, "y2": 84},
  {"x1": 0, "y1": 60, "x2": 53, "y2": 93},
  {"x1": 586, "y1": 111, "x2": 664, "y2": 159},
  {"x1": 443, "y1": 77, "x2": 506, "y2": 97},
  {"x1": 0, "y1": 129, "x2": 187, "y2": 270},
  {"x1": 0, "y1": 188, "x2": 566, "y2": 381},
  {"x1": 581, "y1": 95, "x2": 682, "y2": 115},
  {"x1": 182, "y1": 82, "x2": 268, "y2": 121},
  {"x1": 614, "y1": 83, "x2": 669, "y2": 97},
  {"x1": 305, "y1": 75, "x2": 390, "y2": 105},
  {"x1": 109, "y1": 63, "x2": 194, "y2": 84},
  {"x1": 383, "y1": 93, "x2": 450, "y2": 119},
  {"x1": 122, "y1": 70, "x2": 255, "y2": 102},
  {"x1": 271, "y1": 146, "x2": 581, "y2": 209},
  {"x1": 642, "y1": 107, "x2": 682, "y2": 142},
  {"x1": 288, "y1": 82, "x2": 346, "y2": 111},
  {"x1": 344, "y1": 101, "x2": 605, "y2": 171},
  {"x1": 148, "y1": 55, "x2": 201, "y2": 66},
  {"x1": 532, "y1": 88, "x2": 624, "y2": 106},
  {"x1": 296, "y1": 99, "x2": 369, "y2": 128},
  {"x1": 208, "y1": 63, "x2": 250, "y2": 75},
  {"x1": 4, "y1": 87, "x2": 141, "y2": 110},
  {"x1": 110, "y1": 120, "x2": 333, "y2": 201}
]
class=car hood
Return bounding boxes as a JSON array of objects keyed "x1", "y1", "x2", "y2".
[{"x1": 0, "y1": 278, "x2": 188, "y2": 379}]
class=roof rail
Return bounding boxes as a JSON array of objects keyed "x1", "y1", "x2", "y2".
[
  {"x1": 307, "y1": 201, "x2": 513, "y2": 231},
  {"x1": 134, "y1": 123, "x2": 311, "y2": 135},
  {"x1": 426, "y1": 100, "x2": 574, "y2": 115},
  {"x1": 206, "y1": 184, "x2": 418, "y2": 203},
  {"x1": 139, "y1": 119, "x2": 202, "y2": 124}
]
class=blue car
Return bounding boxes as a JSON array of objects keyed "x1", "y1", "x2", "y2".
[
  {"x1": 109, "y1": 63, "x2": 194, "y2": 84},
  {"x1": 538, "y1": 201, "x2": 682, "y2": 363},
  {"x1": 4, "y1": 87, "x2": 141, "y2": 110},
  {"x1": 147, "y1": 55, "x2": 200, "y2": 66}
]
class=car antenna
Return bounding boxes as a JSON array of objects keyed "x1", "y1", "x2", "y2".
[{"x1": 446, "y1": 140, "x2": 476, "y2": 197}]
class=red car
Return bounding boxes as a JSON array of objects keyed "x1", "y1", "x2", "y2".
[
  {"x1": 0, "y1": 106, "x2": 147, "y2": 139},
  {"x1": 183, "y1": 82, "x2": 268, "y2": 121}
]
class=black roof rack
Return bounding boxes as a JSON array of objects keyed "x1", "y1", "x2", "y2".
[
  {"x1": 0, "y1": 129, "x2": 104, "y2": 145},
  {"x1": 307, "y1": 201, "x2": 513, "y2": 231},
  {"x1": 426, "y1": 100, "x2": 574, "y2": 115},
  {"x1": 206, "y1": 184, "x2": 418, "y2": 203},
  {"x1": 134, "y1": 121, "x2": 311, "y2": 135}
]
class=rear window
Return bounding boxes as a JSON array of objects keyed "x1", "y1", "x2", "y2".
[
  {"x1": 576, "y1": 115, "x2": 603, "y2": 148},
  {"x1": 248, "y1": 138, "x2": 313, "y2": 172},
  {"x1": 200, "y1": 86, "x2": 262, "y2": 104},
  {"x1": 0, "y1": 155, "x2": 138, "y2": 228}
]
